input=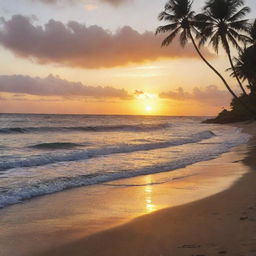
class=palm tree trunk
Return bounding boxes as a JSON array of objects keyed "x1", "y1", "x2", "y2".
[
  {"x1": 188, "y1": 30, "x2": 239, "y2": 99},
  {"x1": 188, "y1": 29, "x2": 256, "y2": 118}
]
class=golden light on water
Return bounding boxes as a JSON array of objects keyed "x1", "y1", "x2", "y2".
[{"x1": 144, "y1": 176, "x2": 155, "y2": 213}]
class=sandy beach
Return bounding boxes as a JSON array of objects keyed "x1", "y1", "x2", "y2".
[
  {"x1": 0, "y1": 122, "x2": 255, "y2": 256},
  {"x1": 1, "y1": 0, "x2": 256, "y2": 254},
  {"x1": 40, "y1": 122, "x2": 256, "y2": 256}
]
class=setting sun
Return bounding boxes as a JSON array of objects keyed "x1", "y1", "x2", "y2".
[{"x1": 145, "y1": 105, "x2": 153, "y2": 112}]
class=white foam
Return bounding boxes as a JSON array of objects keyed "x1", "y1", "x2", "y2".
[
  {"x1": 0, "y1": 128, "x2": 250, "y2": 208},
  {"x1": 0, "y1": 130, "x2": 216, "y2": 170}
]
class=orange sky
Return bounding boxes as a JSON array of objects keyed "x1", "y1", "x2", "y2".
[{"x1": 0, "y1": 0, "x2": 254, "y2": 115}]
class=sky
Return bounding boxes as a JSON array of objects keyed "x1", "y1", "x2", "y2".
[{"x1": 0, "y1": 0, "x2": 255, "y2": 115}]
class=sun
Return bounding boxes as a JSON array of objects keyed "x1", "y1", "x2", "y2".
[{"x1": 145, "y1": 105, "x2": 153, "y2": 112}]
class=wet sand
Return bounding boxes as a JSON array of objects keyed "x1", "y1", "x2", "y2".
[
  {"x1": 0, "y1": 123, "x2": 255, "y2": 256},
  {"x1": 39, "y1": 122, "x2": 256, "y2": 256}
]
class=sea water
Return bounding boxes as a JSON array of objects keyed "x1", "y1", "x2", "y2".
[{"x1": 0, "y1": 114, "x2": 250, "y2": 208}]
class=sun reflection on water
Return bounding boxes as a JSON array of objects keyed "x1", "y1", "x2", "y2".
[{"x1": 144, "y1": 176, "x2": 155, "y2": 213}]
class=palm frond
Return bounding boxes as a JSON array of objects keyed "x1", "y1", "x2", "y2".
[
  {"x1": 249, "y1": 19, "x2": 256, "y2": 42},
  {"x1": 179, "y1": 29, "x2": 189, "y2": 47},
  {"x1": 227, "y1": 32, "x2": 242, "y2": 51},
  {"x1": 158, "y1": 11, "x2": 176, "y2": 22},
  {"x1": 209, "y1": 31, "x2": 220, "y2": 53},
  {"x1": 204, "y1": 0, "x2": 248, "y2": 21},
  {"x1": 164, "y1": 0, "x2": 193, "y2": 20},
  {"x1": 161, "y1": 27, "x2": 181, "y2": 47},
  {"x1": 220, "y1": 35, "x2": 230, "y2": 53},
  {"x1": 228, "y1": 45, "x2": 256, "y2": 87},
  {"x1": 156, "y1": 23, "x2": 179, "y2": 35},
  {"x1": 198, "y1": 26, "x2": 214, "y2": 47},
  {"x1": 228, "y1": 28, "x2": 249, "y2": 44},
  {"x1": 190, "y1": 26, "x2": 201, "y2": 39},
  {"x1": 228, "y1": 6, "x2": 250, "y2": 22},
  {"x1": 229, "y1": 19, "x2": 250, "y2": 32},
  {"x1": 228, "y1": 0, "x2": 246, "y2": 17},
  {"x1": 157, "y1": 0, "x2": 197, "y2": 48}
]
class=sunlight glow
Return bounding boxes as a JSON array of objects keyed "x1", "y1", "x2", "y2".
[
  {"x1": 144, "y1": 176, "x2": 155, "y2": 213},
  {"x1": 145, "y1": 105, "x2": 153, "y2": 112},
  {"x1": 134, "y1": 92, "x2": 160, "y2": 115}
]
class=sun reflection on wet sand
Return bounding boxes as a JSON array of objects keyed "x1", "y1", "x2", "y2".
[{"x1": 144, "y1": 176, "x2": 156, "y2": 213}]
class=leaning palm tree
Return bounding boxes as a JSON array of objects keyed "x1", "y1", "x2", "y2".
[
  {"x1": 196, "y1": 0, "x2": 250, "y2": 95},
  {"x1": 156, "y1": 0, "x2": 240, "y2": 102}
]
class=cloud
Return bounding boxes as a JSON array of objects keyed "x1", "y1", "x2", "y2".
[
  {"x1": 100, "y1": 0, "x2": 131, "y2": 6},
  {"x1": 0, "y1": 74, "x2": 131, "y2": 99},
  {"x1": 0, "y1": 15, "x2": 212, "y2": 69},
  {"x1": 84, "y1": 3, "x2": 98, "y2": 10},
  {"x1": 160, "y1": 85, "x2": 231, "y2": 107},
  {"x1": 32, "y1": 0, "x2": 132, "y2": 6}
]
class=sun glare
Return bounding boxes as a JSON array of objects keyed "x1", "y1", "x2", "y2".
[
  {"x1": 145, "y1": 105, "x2": 153, "y2": 112},
  {"x1": 134, "y1": 92, "x2": 159, "y2": 115}
]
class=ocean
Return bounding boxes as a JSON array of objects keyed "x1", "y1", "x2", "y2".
[{"x1": 0, "y1": 113, "x2": 250, "y2": 208}]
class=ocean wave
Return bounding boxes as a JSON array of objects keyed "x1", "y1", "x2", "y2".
[
  {"x1": 0, "y1": 131, "x2": 215, "y2": 170},
  {"x1": 0, "y1": 171, "x2": 187, "y2": 208},
  {"x1": 0, "y1": 130, "x2": 246, "y2": 209},
  {"x1": 0, "y1": 123, "x2": 170, "y2": 134},
  {"x1": 0, "y1": 129, "x2": 250, "y2": 209},
  {"x1": 29, "y1": 142, "x2": 83, "y2": 150}
]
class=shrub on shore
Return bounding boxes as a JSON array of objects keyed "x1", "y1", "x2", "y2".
[{"x1": 204, "y1": 94, "x2": 256, "y2": 123}]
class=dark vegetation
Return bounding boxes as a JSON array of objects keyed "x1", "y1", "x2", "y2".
[{"x1": 156, "y1": 0, "x2": 256, "y2": 123}]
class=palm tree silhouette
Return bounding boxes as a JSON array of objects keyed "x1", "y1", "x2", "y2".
[
  {"x1": 156, "y1": 0, "x2": 240, "y2": 102},
  {"x1": 230, "y1": 20, "x2": 256, "y2": 94},
  {"x1": 248, "y1": 19, "x2": 256, "y2": 45},
  {"x1": 196, "y1": 0, "x2": 250, "y2": 95},
  {"x1": 232, "y1": 47, "x2": 256, "y2": 94}
]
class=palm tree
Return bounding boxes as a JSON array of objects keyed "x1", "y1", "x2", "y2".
[
  {"x1": 248, "y1": 19, "x2": 256, "y2": 45},
  {"x1": 156, "y1": 0, "x2": 240, "y2": 102},
  {"x1": 195, "y1": 0, "x2": 250, "y2": 95},
  {"x1": 230, "y1": 20, "x2": 256, "y2": 94},
  {"x1": 231, "y1": 46, "x2": 256, "y2": 94}
]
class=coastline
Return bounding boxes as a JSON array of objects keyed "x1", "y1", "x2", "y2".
[
  {"x1": 40, "y1": 122, "x2": 256, "y2": 256},
  {"x1": 0, "y1": 122, "x2": 255, "y2": 256}
]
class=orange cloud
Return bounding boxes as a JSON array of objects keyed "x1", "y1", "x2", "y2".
[
  {"x1": 160, "y1": 85, "x2": 231, "y2": 107},
  {"x1": 0, "y1": 15, "x2": 212, "y2": 69}
]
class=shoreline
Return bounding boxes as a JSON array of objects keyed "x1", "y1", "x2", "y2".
[
  {"x1": 0, "y1": 122, "x2": 255, "y2": 256},
  {"x1": 40, "y1": 122, "x2": 256, "y2": 256}
]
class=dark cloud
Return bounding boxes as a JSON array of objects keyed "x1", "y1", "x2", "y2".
[
  {"x1": 0, "y1": 15, "x2": 212, "y2": 69},
  {"x1": 160, "y1": 85, "x2": 231, "y2": 107},
  {"x1": 0, "y1": 74, "x2": 131, "y2": 99}
]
